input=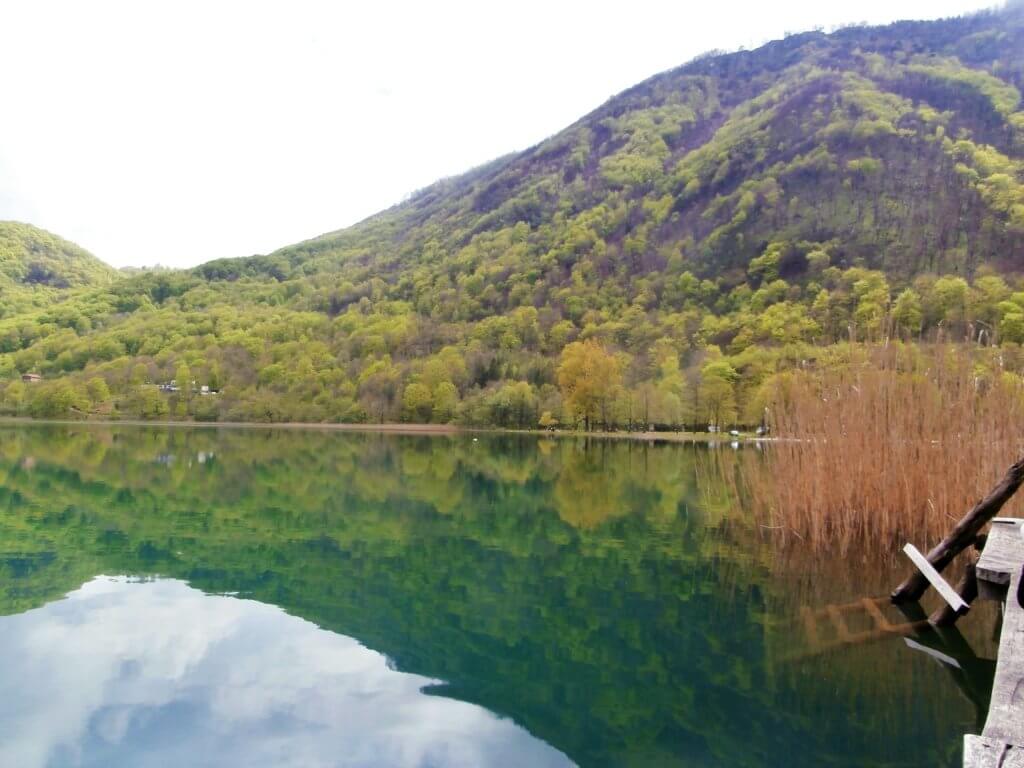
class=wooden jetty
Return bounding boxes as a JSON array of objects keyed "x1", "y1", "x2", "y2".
[
  {"x1": 886, "y1": 457, "x2": 1024, "y2": 767},
  {"x1": 962, "y1": 518, "x2": 1024, "y2": 767}
]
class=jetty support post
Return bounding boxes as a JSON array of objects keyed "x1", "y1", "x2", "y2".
[
  {"x1": 892, "y1": 457, "x2": 1024, "y2": 605},
  {"x1": 930, "y1": 560, "x2": 979, "y2": 627}
]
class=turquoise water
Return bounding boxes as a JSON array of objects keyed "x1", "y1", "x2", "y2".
[{"x1": 0, "y1": 425, "x2": 992, "y2": 767}]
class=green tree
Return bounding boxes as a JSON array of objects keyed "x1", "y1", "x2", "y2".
[
  {"x1": 358, "y1": 357, "x2": 401, "y2": 423},
  {"x1": 402, "y1": 382, "x2": 433, "y2": 422},
  {"x1": 129, "y1": 363, "x2": 149, "y2": 386},
  {"x1": 176, "y1": 362, "x2": 192, "y2": 397},
  {"x1": 432, "y1": 382, "x2": 459, "y2": 423},
  {"x1": 1000, "y1": 312, "x2": 1024, "y2": 344},
  {"x1": 892, "y1": 289, "x2": 923, "y2": 337},
  {"x1": 4, "y1": 380, "x2": 26, "y2": 411},
  {"x1": 28, "y1": 381, "x2": 88, "y2": 418},
  {"x1": 126, "y1": 387, "x2": 169, "y2": 419},
  {"x1": 86, "y1": 377, "x2": 110, "y2": 406}
]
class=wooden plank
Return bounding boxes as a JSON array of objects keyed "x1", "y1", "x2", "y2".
[
  {"x1": 964, "y1": 735, "x2": 1005, "y2": 768},
  {"x1": 903, "y1": 542, "x2": 970, "y2": 613},
  {"x1": 981, "y1": 564, "x2": 1024, "y2": 748},
  {"x1": 964, "y1": 735, "x2": 1024, "y2": 767},
  {"x1": 978, "y1": 519, "x2": 1024, "y2": 588}
]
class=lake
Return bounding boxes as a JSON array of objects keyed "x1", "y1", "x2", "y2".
[{"x1": 0, "y1": 424, "x2": 998, "y2": 767}]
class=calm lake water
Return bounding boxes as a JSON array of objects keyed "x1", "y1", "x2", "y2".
[{"x1": 0, "y1": 424, "x2": 998, "y2": 767}]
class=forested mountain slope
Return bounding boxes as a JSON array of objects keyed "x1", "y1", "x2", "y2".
[
  {"x1": 0, "y1": 222, "x2": 119, "y2": 318},
  {"x1": 2, "y1": 6, "x2": 1024, "y2": 427}
]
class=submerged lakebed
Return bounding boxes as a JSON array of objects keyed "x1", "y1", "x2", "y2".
[{"x1": 0, "y1": 424, "x2": 998, "y2": 767}]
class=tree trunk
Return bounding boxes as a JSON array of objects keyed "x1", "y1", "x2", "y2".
[{"x1": 891, "y1": 457, "x2": 1024, "y2": 604}]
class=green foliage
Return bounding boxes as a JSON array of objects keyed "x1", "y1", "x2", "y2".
[
  {"x1": 402, "y1": 382, "x2": 433, "y2": 422},
  {"x1": 126, "y1": 387, "x2": 170, "y2": 419},
  {"x1": 3, "y1": 8, "x2": 1024, "y2": 429},
  {"x1": 27, "y1": 380, "x2": 88, "y2": 418}
]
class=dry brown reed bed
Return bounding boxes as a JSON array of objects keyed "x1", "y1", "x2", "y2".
[{"x1": 739, "y1": 343, "x2": 1024, "y2": 555}]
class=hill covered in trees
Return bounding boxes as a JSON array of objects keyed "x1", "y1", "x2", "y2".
[
  {"x1": 2, "y1": 5, "x2": 1024, "y2": 427},
  {"x1": 0, "y1": 222, "x2": 118, "y2": 319}
]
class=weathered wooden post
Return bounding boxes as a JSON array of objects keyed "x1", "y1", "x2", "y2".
[{"x1": 930, "y1": 561, "x2": 979, "y2": 626}]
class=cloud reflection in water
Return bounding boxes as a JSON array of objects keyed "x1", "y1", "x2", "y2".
[{"x1": 0, "y1": 577, "x2": 574, "y2": 768}]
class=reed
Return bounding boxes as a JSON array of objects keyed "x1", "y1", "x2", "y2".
[{"x1": 745, "y1": 343, "x2": 1024, "y2": 554}]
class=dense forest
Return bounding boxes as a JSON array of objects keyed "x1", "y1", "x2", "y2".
[{"x1": 2, "y1": 4, "x2": 1024, "y2": 428}]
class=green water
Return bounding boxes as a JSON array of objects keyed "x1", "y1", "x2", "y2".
[{"x1": 0, "y1": 425, "x2": 993, "y2": 767}]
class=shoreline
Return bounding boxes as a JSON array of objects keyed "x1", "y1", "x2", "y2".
[{"x1": 0, "y1": 416, "x2": 755, "y2": 443}]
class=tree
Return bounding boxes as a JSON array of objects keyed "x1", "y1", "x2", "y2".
[
  {"x1": 28, "y1": 381, "x2": 88, "y2": 418},
  {"x1": 649, "y1": 338, "x2": 688, "y2": 427},
  {"x1": 927, "y1": 276, "x2": 969, "y2": 333},
  {"x1": 1000, "y1": 312, "x2": 1024, "y2": 344},
  {"x1": 86, "y1": 377, "x2": 110, "y2": 406},
  {"x1": 358, "y1": 357, "x2": 401, "y2": 423},
  {"x1": 699, "y1": 360, "x2": 738, "y2": 428},
  {"x1": 557, "y1": 340, "x2": 621, "y2": 431},
  {"x1": 126, "y1": 387, "x2": 169, "y2": 419},
  {"x1": 129, "y1": 363, "x2": 149, "y2": 386},
  {"x1": 538, "y1": 411, "x2": 559, "y2": 430},
  {"x1": 402, "y1": 382, "x2": 433, "y2": 422},
  {"x1": 4, "y1": 380, "x2": 26, "y2": 411},
  {"x1": 487, "y1": 381, "x2": 538, "y2": 428},
  {"x1": 892, "y1": 289, "x2": 923, "y2": 337},
  {"x1": 176, "y1": 362, "x2": 191, "y2": 398},
  {"x1": 432, "y1": 382, "x2": 459, "y2": 423}
]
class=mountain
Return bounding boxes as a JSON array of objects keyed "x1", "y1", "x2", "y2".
[
  {"x1": 205, "y1": 5, "x2": 1024, "y2": 284},
  {"x1": 0, "y1": 222, "x2": 119, "y2": 318},
  {"x1": 2, "y1": 6, "x2": 1024, "y2": 426}
]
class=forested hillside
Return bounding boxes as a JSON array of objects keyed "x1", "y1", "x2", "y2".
[
  {"x1": 2, "y1": 5, "x2": 1024, "y2": 427},
  {"x1": 0, "y1": 222, "x2": 118, "y2": 319}
]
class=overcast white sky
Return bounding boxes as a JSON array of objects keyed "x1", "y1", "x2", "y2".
[{"x1": 0, "y1": 0, "x2": 1002, "y2": 268}]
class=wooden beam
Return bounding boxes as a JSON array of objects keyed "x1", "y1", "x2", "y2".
[
  {"x1": 963, "y1": 735, "x2": 1024, "y2": 767},
  {"x1": 893, "y1": 457, "x2": 1024, "y2": 604},
  {"x1": 901, "y1": 543, "x2": 969, "y2": 613},
  {"x1": 977, "y1": 519, "x2": 1024, "y2": 587}
]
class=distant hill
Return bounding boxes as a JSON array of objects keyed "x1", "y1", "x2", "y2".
[
  {"x1": 3, "y1": 6, "x2": 1024, "y2": 427},
  {"x1": 0, "y1": 222, "x2": 118, "y2": 318}
]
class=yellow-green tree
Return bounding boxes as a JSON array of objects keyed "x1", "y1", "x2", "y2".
[
  {"x1": 86, "y1": 377, "x2": 110, "y2": 407},
  {"x1": 699, "y1": 360, "x2": 739, "y2": 428},
  {"x1": 557, "y1": 340, "x2": 621, "y2": 431}
]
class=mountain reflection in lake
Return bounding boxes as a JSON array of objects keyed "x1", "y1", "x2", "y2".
[{"x1": 0, "y1": 425, "x2": 999, "y2": 767}]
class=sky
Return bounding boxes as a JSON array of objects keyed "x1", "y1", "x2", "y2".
[{"x1": 0, "y1": 0, "x2": 1004, "y2": 268}]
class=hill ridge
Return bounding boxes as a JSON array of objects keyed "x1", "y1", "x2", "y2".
[{"x1": 3, "y1": 7, "x2": 1024, "y2": 428}]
